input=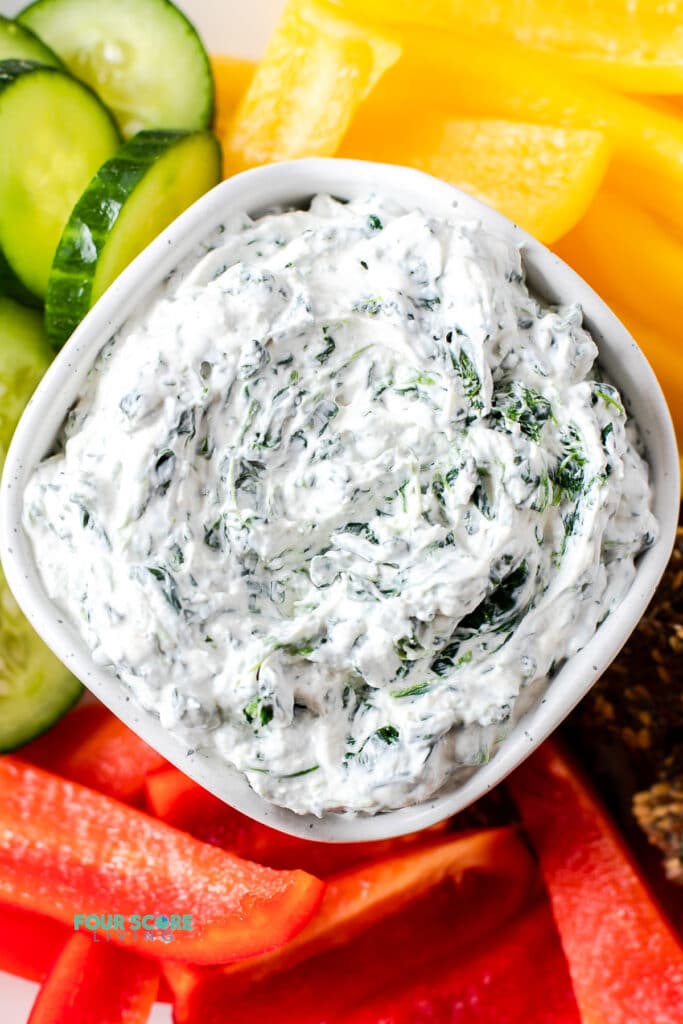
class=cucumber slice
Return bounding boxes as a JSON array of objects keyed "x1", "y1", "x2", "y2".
[
  {"x1": 18, "y1": 0, "x2": 213, "y2": 138},
  {"x1": 0, "y1": 14, "x2": 62, "y2": 65},
  {"x1": 0, "y1": 245, "x2": 42, "y2": 308},
  {"x1": 0, "y1": 296, "x2": 82, "y2": 749},
  {"x1": 0, "y1": 564, "x2": 82, "y2": 750},
  {"x1": 0, "y1": 296, "x2": 52, "y2": 467},
  {"x1": 46, "y1": 129, "x2": 221, "y2": 346},
  {"x1": 0, "y1": 60, "x2": 120, "y2": 300}
]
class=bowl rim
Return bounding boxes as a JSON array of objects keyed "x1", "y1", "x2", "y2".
[{"x1": 0, "y1": 157, "x2": 679, "y2": 842}]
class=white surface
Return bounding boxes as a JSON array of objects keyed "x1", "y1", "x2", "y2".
[
  {"x1": 2, "y1": 156, "x2": 679, "y2": 844},
  {"x1": 0, "y1": 1, "x2": 282, "y2": 1020},
  {"x1": 2, "y1": 0, "x2": 285, "y2": 54},
  {"x1": 0, "y1": 972, "x2": 173, "y2": 1024}
]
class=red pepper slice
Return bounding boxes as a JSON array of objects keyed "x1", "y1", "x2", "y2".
[
  {"x1": 0, "y1": 904, "x2": 173, "y2": 1001},
  {"x1": 21, "y1": 702, "x2": 167, "y2": 803},
  {"x1": 27, "y1": 932, "x2": 159, "y2": 1024},
  {"x1": 145, "y1": 763, "x2": 448, "y2": 875},
  {"x1": 0, "y1": 757, "x2": 324, "y2": 964},
  {"x1": 169, "y1": 828, "x2": 537, "y2": 1023},
  {"x1": 508, "y1": 740, "x2": 683, "y2": 1024},
  {"x1": 166, "y1": 824, "x2": 535, "y2": 1010},
  {"x1": 0, "y1": 905, "x2": 68, "y2": 982},
  {"x1": 343, "y1": 899, "x2": 580, "y2": 1023}
]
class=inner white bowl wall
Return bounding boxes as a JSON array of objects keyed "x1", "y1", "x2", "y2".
[{"x1": 0, "y1": 158, "x2": 678, "y2": 842}]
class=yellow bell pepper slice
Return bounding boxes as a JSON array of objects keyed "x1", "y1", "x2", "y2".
[
  {"x1": 554, "y1": 190, "x2": 683, "y2": 341},
  {"x1": 606, "y1": 95, "x2": 683, "y2": 235},
  {"x1": 334, "y1": 0, "x2": 683, "y2": 94},
  {"x1": 211, "y1": 55, "x2": 256, "y2": 144},
  {"x1": 340, "y1": 114, "x2": 609, "y2": 244},
  {"x1": 220, "y1": 0, "x2": 400, "y2": 175},
  {"x1": 368, "y1": 28, "x2": 683, "y2": 219},
  {"x1": 607, "y1": 159, "x2": 683, "y2": 240}
]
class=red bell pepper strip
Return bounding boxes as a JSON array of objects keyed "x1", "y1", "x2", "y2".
[
  {"x1": 21, "y1": 701, "x2": 167, "y2": 803},
  {"x1": 145, "y1": 763, "x2": 447, "y2": 875},
  {"x1": 168, "y1": 827, "x2": 537, "y2": 1023},
  {"x1": 0, "y1": 756, "x2": 324, "y2": 964},
  {"x1": 508, "y1": 739, "x2": 683, "y2": 1024},
  {"x1": 0, "y1": 903, "x2": 173, "y2": 1002},
  {"x1": 343, "y1": 899, "x2": 580, "y2": 1024},
  {"x1": 27, "y1": 932, "x2": 159, "y2": 1024},
  {"x1": 167, "y1": 824, "x2": 535, "y2": 1004},
  {"x1": 0, "y1": 905, "x2": 69, "y2": 982}
]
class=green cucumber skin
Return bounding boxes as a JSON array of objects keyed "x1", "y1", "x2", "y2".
[
  {"x1": 0, "y1": 55, "x2": 43, "y2": 89},
  {"x1": 18, "y1": 0, "x2": 214, "y2": 137},
  {"x1": 0, "y1": 14, "x2": 63, "y2": 66},
  {"x1": 0, "y1": 245, "x2": 42, "y2": 308},
  {"x1": 46, "y1": 129, "x2": 222, "y2": 347}
]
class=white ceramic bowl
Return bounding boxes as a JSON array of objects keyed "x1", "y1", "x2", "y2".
[{"x1": 0, "y1": 158, "x2": 679, "y2": 842}]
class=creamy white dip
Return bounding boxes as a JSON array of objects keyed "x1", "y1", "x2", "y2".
[{"x1": 23, "y1": 194, "x2": 656, "y2": 816}]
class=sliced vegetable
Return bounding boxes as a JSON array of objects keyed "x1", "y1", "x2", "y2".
[
  {"x1": 18, "y1": 0, "x2": 213, "y2": 138},
  {"x1": 337, "y1": 0, "x2": 683, "y2": 93},
  {"x1": 0, "y1": 903, "x2": 173, "y2": 1001},
  {"x1": 145, "y1": 763, "x2": 447, "y2": 875},
  {"x1": 0, "y1": 246, "x2": 41, "y2": 307},
  {"x1": 343, "y1": 900, "x2": 580, "y2": 1024},
  {"x1": 0, "y1": 296, "x2": 52, "y2": 462},
  {"x1": 0, "y1": 905, "x2": 69, "y2": 983},
  {"x1": 27, "y1": 932, "x2": 159, "y2": 1024},
  {"x1": 0, "y1": 566, "x2": 82, "y2": 752},
  {"x1": 210, "y1": 54, "x2": 255, "y2": 142},
  {"x1": 0, "y1": 15, "x2": 61, "y2": 65},
  {"x1": 608, "y1": 157, "x2": 683, "y2": 238},
  {"x1": 369, "y1": 29, "x2": 683, "y2": 213},
  {"x1": 45, "y1": 129, "x2": 222, "y2": 346},
  {"x1": 0, "y1": 296, "x2": 82, "y2": 748},
  {"x1": 554, "y1": 189, "x2": 683, "y2": 339},
  {"x1": 340, "y1": 115, "x2": 609, "y2": 244},
  {"x1": 0, "y1": 60, "x2": 119, "y2": 299},
  {"x1": 0, "y1": 757, "x2": 325, "y2": 964},
  {"x1": 22, "y1": 701, "x2": 167, "y2": 802},
  {"x1": 231, "y1": 828, "x2": 534, "y2": 978},
  {"x1": 508, "y1": 740, "x2": 683, "y2": 1024},
  {"x1": 170, "y1": 848, "x2": 535, "y2": 1023},
  {"x1": 221, "y1": 0, "x2": 401, "y2": 174},
  {"x1": 166, "y1": 826, "x2": 535, "y2": 1017}
]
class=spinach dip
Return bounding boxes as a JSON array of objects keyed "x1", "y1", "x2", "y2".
[{"x1": 23, "y1": 193, "x2": 657, "y2": 816}]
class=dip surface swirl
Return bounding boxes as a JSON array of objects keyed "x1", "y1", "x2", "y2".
[{"x1": 23, "y1": 193, "x2": 657, "y2": 815}]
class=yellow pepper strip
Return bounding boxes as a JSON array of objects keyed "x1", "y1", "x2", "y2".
[
  {"x1": 210, "y1": 55, "x2": 256, "y2": 143},
  {"x1": 637, "y1": 96, "x2": 683, "y2": 118},
  {"x1": 333, "y1": 0, "x2": 683, "y2": 94},
  {"x1": 606, "y1": 160, "x2": 683, "y2": 239},
  {"x1": 606, "y1": 94, "x2": 683, "y2": 236},
  {"x1": 219, "y1": 0, "x2": 400, "y2": 175},
  {"x1": 340, "y1": 114, "x2": 609, "y2": 244},
  {"x1": 367, "y1": 28, "x2": 683, "y2": 212},
  {"x1": 553, "y1": 190, "x2": 683, "y2": 340}
]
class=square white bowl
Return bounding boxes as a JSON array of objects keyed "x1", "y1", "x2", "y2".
[{"x1": 0, "y1": 158, "x2": 679, "y2": 842}]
